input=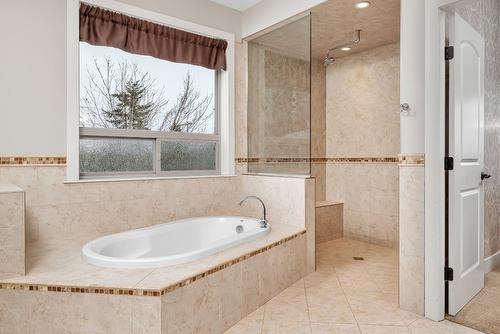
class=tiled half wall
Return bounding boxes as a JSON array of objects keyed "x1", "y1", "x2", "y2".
[{"x1": 0, "y1": 166, "x2": 312, "y2": 248}]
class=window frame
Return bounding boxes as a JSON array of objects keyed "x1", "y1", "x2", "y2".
[{"x1": 66, "y1": 0, "x2": 235, "y2": 181}]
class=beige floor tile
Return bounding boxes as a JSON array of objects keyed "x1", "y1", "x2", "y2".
[
  {"x1": 264, "y1": 280, "x2": 310, "y2": 323},
  {"x1": 307, "y1": 294, "x2": 357, "y2": 324},
  {"x1": 311, "y1": 323, "x2": 361, "y2": 334},
  {"x1": 359, "y1": 324, "x2": 411, "y2": 333},
  {"x1": 338, "y1": 277, "x2": 380, "y2": 295},
  {"x1": 225, "y1": 317, "x2": 263, "y2": 334},
  {"x1": 304, "y1": 270, "x2": 356, "y2": 324},
  {"x1": 224, "y1": 307, "x2": 264, "y2": 334},
  {"x1": 262, "y1": 321, "x2": 311, "y2": 334},
  {"x1": 305, "y1": 277, "x2": 344, "y2": 297},
  {"x1": 349, "y1": 302, "x2": 421, "y2": 326},
  {"x1": 343, "y1": 290, "x2": 398, "y2": 307}
]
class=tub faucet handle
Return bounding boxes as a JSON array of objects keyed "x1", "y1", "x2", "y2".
[{"x1": 238, "y1": 195, "x2": 268, "y2": 228}]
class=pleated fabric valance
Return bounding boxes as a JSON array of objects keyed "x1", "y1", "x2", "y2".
[{"x1": 79, "y1": 3, "x2": 228, "y2": 70}]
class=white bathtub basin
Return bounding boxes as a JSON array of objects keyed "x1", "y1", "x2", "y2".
[{"x1": 82, "y1": 216, "x2": 270, "y2": 269}]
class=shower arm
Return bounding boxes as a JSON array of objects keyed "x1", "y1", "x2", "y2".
[{"x1": 326, "y1": 30, "x2": 361, "y2": 58}]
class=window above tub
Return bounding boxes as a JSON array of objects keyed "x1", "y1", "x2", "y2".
[{"x1": 66, "y1": 0, "x2": 235, "y2": 181}]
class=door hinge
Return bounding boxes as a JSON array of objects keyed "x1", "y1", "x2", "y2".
[
  {"x1": 445, "y1": 267, "x2": 454, "y2": 281},
  {"x1": 444, "y1": 157, "x2": 454, "y2": 171},
  {"x1": 445, "y1": 46, "x2": 455, "y2": 60}
]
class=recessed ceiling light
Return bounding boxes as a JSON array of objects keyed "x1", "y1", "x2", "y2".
[
  {"x1": 341, "y1": 47, "x2": 351, "y2": 51},
  {"x1": 355, "y1": 1, "x2": 371, "y2": 9}
]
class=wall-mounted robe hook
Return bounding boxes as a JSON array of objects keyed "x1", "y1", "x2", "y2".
[{"x1": 400, "y1": 103, "x2": 410, "y2": 115}]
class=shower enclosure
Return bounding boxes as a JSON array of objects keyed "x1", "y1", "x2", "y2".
[{"x1": 246, "y1": 15, "x2": 311, "y2": 176}]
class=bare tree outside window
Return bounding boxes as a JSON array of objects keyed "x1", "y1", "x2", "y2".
[
  {"x1": 80, "y1": 57, "x2": 214, "y2": 133},
  {"x1": 159, "y1": 73, "x2": 213, "y2": 133}
]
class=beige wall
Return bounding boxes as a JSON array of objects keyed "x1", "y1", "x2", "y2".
[
  {"x1": 325, "y1": 43, "x2": 400, "y2": 157},
  {"x1": 454, "y1": 0, "x2": 500, "y2": 258},
  {"x1": 0, "y1": 0, "x2": 67, "y2": 156},
  {"x1": 325, "y1": 43, "x2": 400, "y2": 248}
]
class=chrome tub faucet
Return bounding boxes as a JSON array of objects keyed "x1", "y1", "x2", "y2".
[{"x1": 238, "y1": 195, "x2": 268, "y2": 228}]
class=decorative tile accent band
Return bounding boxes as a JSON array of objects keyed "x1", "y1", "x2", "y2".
[
  {"x1": 0, "y1": 230, "x2": 306, "y2": 298},
  {"x1": 398, "y1": 154, "x2": 425, "y2": 166},
  {"x1": 0, "y1": 157, "x2": 66, "y2": 166},
  {"x1": 0, "y1": 283, "x2": 160, "y2": 297},
  {"x1": 236, "y1": 157, "x2": 399, "y2": 164}
]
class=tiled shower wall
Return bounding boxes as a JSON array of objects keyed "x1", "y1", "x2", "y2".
[
  {"x1": 325, "y1": 43, "x2": 400, "y2": 248},
  {"x1": 247, "y1": 44, "x2": 310, "y2": 169},
  {"x1": 454, "y1": 0, "x2": 500, "y2": 258}
]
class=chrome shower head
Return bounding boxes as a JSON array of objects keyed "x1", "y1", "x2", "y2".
[
  {"x1": 324, "y1": 29, "x2": 362, "y2": 67},
  {"x1": 324, "y1": 55, "x2": 335, "y2": 67}
]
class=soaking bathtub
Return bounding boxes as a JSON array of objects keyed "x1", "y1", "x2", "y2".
[{"x1": 82, "y1": 216, "x2": 270, "y2": 269}]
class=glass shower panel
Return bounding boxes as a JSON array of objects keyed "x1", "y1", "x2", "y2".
[{"x1": 247, "y1": 15, "x2": 311, "y2": 175}]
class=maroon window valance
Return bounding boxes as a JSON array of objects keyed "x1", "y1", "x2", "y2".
[{"x1": 79, "y1": 3, "x2": 227, "y2": 71}]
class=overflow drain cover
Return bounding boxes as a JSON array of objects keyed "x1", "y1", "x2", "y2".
[{"x1": 353, "y1": 257, "x2": 365, "y2": 261}]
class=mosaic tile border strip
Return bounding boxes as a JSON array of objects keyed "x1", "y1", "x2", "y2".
[
  {"x1": 0, "y1": 230, "x2": 306, "y2": 298},
  {"x1": 0, "y1": 283, "x2": 160, "y2": 297},
  {"x1": 0, "y1": 157, "x2": 66, "y2": 166},
  {"x1": 236, "y1": 157, "x2": 399, "y2": 164},
  {"x1": 398, "y1": 154, "x2": 425, "y2": 166}
]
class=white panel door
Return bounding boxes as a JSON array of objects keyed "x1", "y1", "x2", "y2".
[{"x1": 448, "y1": 13, "x2": 485, "y2": 316}]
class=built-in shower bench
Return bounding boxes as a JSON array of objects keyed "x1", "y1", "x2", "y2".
[{"x1": 315, "y1": 200, "x2": 344, "y2": 243}]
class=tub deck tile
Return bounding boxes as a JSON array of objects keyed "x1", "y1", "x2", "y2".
[{"x1": 0, "y1": 224, "x2": 306, "y2": 297}]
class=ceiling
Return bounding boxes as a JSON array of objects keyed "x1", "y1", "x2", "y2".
[
  {"x1": 249, "y1": 16, "x2": 312, "y2": 61},
  {"x1": 247, "y1": 0, "x2": 400, "y2": 61},
  {"x1": 209, "y1": 0, "x2": 263, "y2": 11},
  {"x1": 311, "y1": 0, "x2": 400, "y2": 60}
]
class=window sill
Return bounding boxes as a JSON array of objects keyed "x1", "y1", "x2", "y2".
[
  {"x1": 242, "y1": 172, "x2": 312, "y2": 179},
  {"x1": 64, "y1": 174, "x2": 237, "y2": 184}
]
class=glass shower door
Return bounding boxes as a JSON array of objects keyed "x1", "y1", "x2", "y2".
[{"x1": 246, "y1": 14, "x2": 311, "y2": 176}]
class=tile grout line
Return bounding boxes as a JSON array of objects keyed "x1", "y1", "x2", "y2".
[
  {"x1": 259, "y1": 302, "x2": 267, "y2": 334},
  {"x1": 131, "y1": 268, "x2": 158, "y2": 289},
  {"x1": 303, "y1": 278, "x2": 313, "y2": 334},
  {"x1": 333, "y1": 262, "x2": 362, "y2": 333}
]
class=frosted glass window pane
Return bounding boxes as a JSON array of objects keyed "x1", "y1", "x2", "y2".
[
  {"x1": 80, "y1": 137, "x2": 154, "y2": 173},
  {"x1": 161, "y1": 141, "x2": 216, "y2": 171}
]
